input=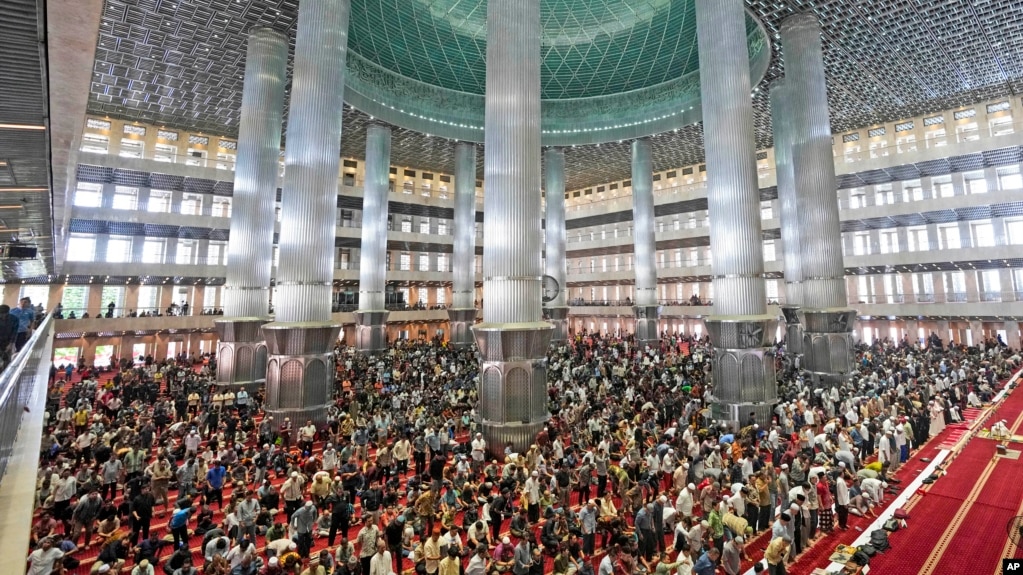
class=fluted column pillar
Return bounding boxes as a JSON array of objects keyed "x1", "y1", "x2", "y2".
[
  {"x1": 448, "y1": 142, "x2": 479, "y2": 348},
  {"x1": 631, "y1": 138, "x2": 660, "y2": 349},
  {"x1": 261, "y1": 0, "x2": 348, "y2": 432},
  {"x1": 472, "y1": 0, "x2": 552, "y2": 457},
  {"x1": 782, "y1": 13, "x2": 854, "y2": 389},
  {"x1": 770, "y1": 81, "x2": 803, "y2": 357},
  {"x1": 216, "y1": 28, "x2": 287, "y2": 392},
  {"x1": 354, "y1": 124, "x2": 391, "y2": 354},
  {"x1": 697, "y1": 0, "x2": 777, "y2": 427},
  {"x1": 543, "y1": 147, "x2": 569, "y2": 344}
]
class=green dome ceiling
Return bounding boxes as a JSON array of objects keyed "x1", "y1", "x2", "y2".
[{"x1": 343, "y1": 0, "x2": 771, "y2": 144}]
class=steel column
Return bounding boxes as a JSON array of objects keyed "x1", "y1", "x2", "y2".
[
  {"x1": 354, "y1": 124, "x2": 391, "y2": 354},
  {"x1": 448, "y1": 142, "x2": 479, "y2": 348},
  {"x1": 697, "y1": 0, "x2": 777, "y2": 427},
  {"x1": 473, "y1": 0, "x2": 552, "y2": 457},
  {"x1": 215, "y1": 28, "x2": 287, "y2": 392},
  {"x1": 261, "y1": 0, "x2": 348, "y2": 434}
]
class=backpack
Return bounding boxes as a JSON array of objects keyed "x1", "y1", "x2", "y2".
[
  {"x1": 851, "y1": 549, "x2": 871, "y2": 565},
  {"x1": 870, "y1": 528, "x2": 890, "y2": 552},
  {"x1": 883, "y1": 518, "x2": 900, "y2": 532}
]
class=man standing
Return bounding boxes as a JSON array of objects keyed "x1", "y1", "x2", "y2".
[
  {"x1": 835, "y1": 475, "x2": 850, "y2": 530},
  {"x1": 130, "y1": 484, "x2": 156, "y2": 545},
  {"x1": 236, "y1": 491, "x2": 260, "y2": 545},
  {"x1": 206, "y1": 459, "x2": 227, "y2": 509},
  {"x1": 357, "y1": 517, "x2": 382, "y2": 575},
  {"x1": 578, "y1": 500, "x2": 598, "y2": 556},
  {"x1": 71, "y1": 490, "x2": 103, "y2": 549},
  {"x1": 291, "y1": 501, "x2": 317, "y2": 558},
  {"x1": 11, "y1": 297, "x2": 35, "y2": 351}
]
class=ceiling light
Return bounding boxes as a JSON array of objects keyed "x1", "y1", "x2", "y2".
[
  {"x1": 0, "y1": 187, "x2": 46, "y2": 192},
  {"x1": 0, "y1": 123, "x2": 46, "y2": 131}
]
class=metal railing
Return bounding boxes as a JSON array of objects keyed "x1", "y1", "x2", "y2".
[
  {"x1": 0, "y1": 315, "x2": 52, "y2": 482},
  {"x1": 53, "y1": 306, "x2": 223, "y2": 319}
]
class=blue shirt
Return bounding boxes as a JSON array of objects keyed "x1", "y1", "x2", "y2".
[
  {"x1": 207, "y1": 466, "x2": 226, "y2": 489},
  {"x1": 10, "y1": 306, "x2": 34, "y2": 333},
  {"x1": 693, "y1": 553, "x2": 716, "y2": 575}
]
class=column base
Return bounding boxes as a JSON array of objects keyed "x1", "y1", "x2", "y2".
[
  {"x1": 544, "y1": 306, "x2": 570, "y2": 344},
  {"x1": 473, "y1": 322, "x2": 553, "y2": 457},
  {"x1": 781, "y1": 306, "x2": 802, "y2": 355},
  {"x1": 704, "y1": 316, "x2": 778, "y2": 428},
  {"x1": 799, "y1": 309, "x2": 856, "y2": 387},
  {"x1": 261, "y1": 321, "x2": 341, "y2": 435},
  {"x1": 353, "y1": 310, "x2": 389, "y2": 355},
  {"x1": 214, "y1": 318, "x2": 270, "y2": 392},
  {"x1": 447, "y1": 308, "x2": 478, "y2": 349},
  {"x1": 633, "y1": 305, "x2": 661, "y2": 349}
]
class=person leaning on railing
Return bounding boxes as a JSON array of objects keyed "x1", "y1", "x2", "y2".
[{"x1": 0, "y1": 304, "x2": 20, "y2": 364}]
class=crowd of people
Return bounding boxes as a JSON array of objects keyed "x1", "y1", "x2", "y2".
[{"x1": 26, "y1": 326, "x2": 1022, "y2": 575}]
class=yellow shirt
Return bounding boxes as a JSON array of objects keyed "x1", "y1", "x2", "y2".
[
  {"x1": 439, "y1": 556, "x2": 460, "y2": 575},
  {"x1": 764, "y1": 537, "x2": 788, "y2": 565},
  {"x1": 424, "y1": 538, "x2": 442, "y2": 573}
]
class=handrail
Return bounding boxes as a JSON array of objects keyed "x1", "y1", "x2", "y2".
[{"x1": 0, "y1": 314, "x2": 52, "y2": 482}]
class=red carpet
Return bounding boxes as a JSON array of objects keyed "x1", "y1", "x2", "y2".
[{"x1": 867, "y1": 378, "x2": 1023, "y2": 575}]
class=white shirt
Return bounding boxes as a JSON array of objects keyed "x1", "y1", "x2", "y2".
[{"x1": 369, "y1": 551, "x2": 392, "y2": 575}]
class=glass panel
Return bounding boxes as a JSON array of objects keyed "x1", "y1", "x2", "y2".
[
  {"x1": 106, "y1": 236, "x2": 132, "y2": 263},
  {"x1": 74, "y1": 183, "x2": 103, "y2": 208},
  {"x1": 67, "y1": 234, "x2": 96, "y2": 261}
]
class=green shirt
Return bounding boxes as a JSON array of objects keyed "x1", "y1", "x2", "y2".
[{"x1": 708, "y1": 510, "x2": 724, "y2": 537}]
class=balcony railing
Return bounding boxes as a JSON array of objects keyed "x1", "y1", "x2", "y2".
[
  {"x1": 0, "y1": 315, "x2": 52, "y2": 480},
  {"x1": 53, "y1": 306, "x2": 224, "y2": 319}
]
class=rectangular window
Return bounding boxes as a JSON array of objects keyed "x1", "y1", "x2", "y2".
[
  {"x1": 74, "y1": 182, "x2": 103, "y2": 208},
  {"x1": 965, "y1": 171, "x2": 988, "y2": 194},
  {"x1": 106, "y1": 236, "x2": 132, "y2": 263},
  {"x1": 112, "y1": 186, "x2": 138, "y2": 210},
  {"x1": 176, "y1": 240, "x2": 195, "y2": 265},
  {"x1": 760, "y1": 201, "x2": 773, "y2": 220},
  {"x1": 67, "y1": 233, "x2": 96, "y2": 261},
  {"x1": 399, "y1": 253, "x2": 411, "y2": 271},
  {"x1": 934, "y1": 178, "x2": 954, "y2": 198},
  {"x1": 216, "y1": 152, "x2": 236, "y2": 171},
  {"x1": 938, "y1": 224, "x2": 961, "y2": 250},
  {"x1": 119, "y1": 139, "x2": 144, "y2": 159},
  {"x1": 142, "y1": 239, "x2": 165, "y2": 264},
  {"x1": 148, "y1": 190, "x2": 172, "y2": 213},
  {"x1": 400, "y1": 219, "x2": 412, "y2": 233},
  {"x1": 972, "y1": 221, "x2": 995, "y2": 247},
  {"x1": 437, "y1": 221, "x2": 448, "y2": 235},
  {"x1": 914, "y1": 273, "x2": 935, "y2": 301},
  {"x1": 981, "y1": 270, "x2": 1001, "y2": 298},
  {"x1": 418, "y1": 253, "x2": 430, "y2": 271},
  {"x1": 154, "y1": 143, "x2": 177, "y2": 162},
  {"x1": 99, "y1": 286, "x2": 125, "y2": 315},
  {"x1": 925, "y1": 128, "x2": 947, "y2": 148},
  {"x1": 60, "y1": 286, "x2": 89, "y2": 317},
  {"x1": 436, "y1": 287, "x2": 446, "y2": 306},
  {"x1": 906, "y1": 226, "x2": 928, "y2": 252},
  {"x1": 181, "y1": 193, "x2": 202, "y2": 215},
  {"x1": 207, "y1": 241, "x2": 226, "y2": 265},
  {"x1": 1007, "y1": 219, "x2": 1023, "y2": 245},
  {"x1": 989, "y1": 115, "x2": 1014, "y2": 137},
  {"x1": 203, "y1": 287, "x2": 219, "y2": 310},
  {"x1": 80, "y1": 133, "x2": 109, "y2": 154},
  {"x1": 19, "y1": 285, "x2": 50, "y2": 309},
  {"x1": 212, "y1": 197, "x2": 232, "y2": 218},
  {"x1": 998, "y1": 166, "x2": 1023, "y2": 190},
  {"x1": 763, "y1": 240, "x2": 776, "y2": 262},
  {"x1": 879, "y1": 230, "x2": 899, "y2": 254},
  {"x1": 185, "y1": 148, "x2": 206, "y2": 166},
  {"x1": 419, "y1": 218, "x2": 431, "y2": 234},
  {"x1": 956, "y1": 121, "x2": 979, "y2": 143},
  {"x1": 138, "y1": 286, "x2": 160, "y2": 313},
  {"x1": 853, "y1": 232, "x2": 869, "y2": 256},
  {"x1": 436, "y1": 254, "x2": 448, "y2": 272},
  {"x1": 945, "y1": 271, "x2": 966, "y2": 301}
]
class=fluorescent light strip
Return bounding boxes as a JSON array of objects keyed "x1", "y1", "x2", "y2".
[
  {"x1": 0, "y1": 123, "x2": 46, "y2": 131},
  {"x1": 0, "y1": 188, "x2": 46, "y2": 192}
]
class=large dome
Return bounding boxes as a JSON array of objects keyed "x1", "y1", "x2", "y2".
[{"x1": 343, "y1": 0, "x2": 771, "y2": 145}]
